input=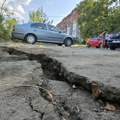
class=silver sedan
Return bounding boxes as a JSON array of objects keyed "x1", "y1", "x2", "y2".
[{"x1": 12, "y1": 22, "x2": 76, "y2": 46}]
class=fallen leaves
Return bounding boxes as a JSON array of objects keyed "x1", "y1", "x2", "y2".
[
  {"x1": 91, "y1": 83, "x2": 116, "y2": 111},
  {"x1": 0, "y1": 83, "x2": 55, "y2": 103},
  {"x1": 92, "y1": 83, "x2": 101, "y2": 100},
  {"x1": 40, "y1": 87, "x2": 55, "y2": 103},
  {"x1": 105, "y1": 102, "x2": 116, "y2": 111}
]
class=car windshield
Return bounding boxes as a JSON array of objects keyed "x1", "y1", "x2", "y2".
[
  {"x1": 112, "y1": 33, "x2": 120, "y2": 39},
  {"x1": 91, "y1": 36, "x2": 102, "y2": 40}
]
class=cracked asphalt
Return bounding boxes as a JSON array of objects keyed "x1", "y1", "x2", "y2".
[{"x1": 0, "y1": 43, "x2": 120, "y2": 120}]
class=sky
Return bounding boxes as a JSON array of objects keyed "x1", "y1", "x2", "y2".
[
  {"x1": 24, "y1": 0, "x2": 81, "y2": 25},
  {"x1": 0, "y1": 0, "x2": 32, "y2": 19},
  {"x1": 0, "y1": 0, "x2": 81, "y2": 25}
]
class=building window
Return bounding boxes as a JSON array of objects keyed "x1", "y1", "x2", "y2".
[
  {"x1": 72, "y1": 21, "x2": 77, "y2": 37},
  {"x1": 67, "y1": 24, "x2": 70, "y2": 34}
]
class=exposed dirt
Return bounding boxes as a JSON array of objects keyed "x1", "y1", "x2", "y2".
[{"x1": 0, "y1": 44, "x2": 120, "y2": 120}]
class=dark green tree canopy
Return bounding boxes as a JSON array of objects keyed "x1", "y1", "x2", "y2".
[{"x1": 77, "y1": 0, "x2": 120, "y2": 39}]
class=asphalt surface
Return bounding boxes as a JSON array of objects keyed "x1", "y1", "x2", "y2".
[
  {"x1": 0, "y1": 43, "x2": 120, "y2": 120},
  {"x1": 7, "y1": 44, "x2": 120, "y2": 89}
]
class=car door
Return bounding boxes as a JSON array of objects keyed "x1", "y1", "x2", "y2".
[
  {"x1": 94, "y1": 37, "x2": 102, "y2": 46},
  {"x1": 89, "y1": 38, "x2": 94, "y2": 46},
  {"x1": 93, "y1": 38, "x2": 99, "y2": 46},
  {"x1": 31, "y1": 23, "x2": 50, "y2": 41},
  {"x1": 47, "y1": 24, "x2": 65, "y2": 43},
  {"x1": 90, "y1": 37, "x2": 98, "y2": 46}
]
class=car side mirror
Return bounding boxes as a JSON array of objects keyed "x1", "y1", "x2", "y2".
[
  {"x1": 59, "y1": 31, "x2": 63, "y2": 33},
  {"x1": 62, "y1": 30, "x2": 65, "y2": 33}
]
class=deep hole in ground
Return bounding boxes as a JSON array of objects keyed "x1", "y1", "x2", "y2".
[{"x1": 1, "y1": 46, "x2": 120, "y2": 120}]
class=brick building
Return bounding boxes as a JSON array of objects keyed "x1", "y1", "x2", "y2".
[{"x1": 57, "y1": 9, "x2": 80, "y2": 38}]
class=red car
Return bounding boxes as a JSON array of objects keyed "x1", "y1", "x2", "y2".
[{"x1": 87, "y1": 36, "x2": 103, "y2": 48}]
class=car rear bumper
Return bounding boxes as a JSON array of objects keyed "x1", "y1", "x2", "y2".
[
  {"x1": 108, "y1": 42, "x2": 120, "y2": 48},
  {"x1": 12, "y1": 32, "x2": 24, "y2": 40}
]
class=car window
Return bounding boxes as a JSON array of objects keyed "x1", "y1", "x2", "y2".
[
  {"x1": 31, "y1": 23, "x2": 47, "y2": 30},
  {"x1": 48, "y1": 25, "x2": 61, "y2": 33},
  {"x1": 91, "y1": 37, "x2": 101, "y2": 40},
  {"x1": 112, "y1": 33, "x2": 120, "y2": 39},
  {"x1": 91, "y1": 38, "x2": 97, "y2": 40}
]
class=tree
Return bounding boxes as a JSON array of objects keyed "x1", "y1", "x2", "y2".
[
  {"x1": 0, "y1": 14, "x2": 5, "y2": 34},
  {"x1": 29, "y1": 7, "x2": 50, "y2": 23},
  {"x1": 5, "y1": 18, "x2": 17, "y2": 36},
  {"x1": 77, "y1": 0, "x2": 120, "y2": 40},
  {"x1": 0, "y1": 0, "x2": 18, "y2": 41},
  {"x1": 108, "y1": 5, "x2": 120, "y2": 32},
  {"x1": 0, "y1": 0, "x2": 7, "y2": 14}
]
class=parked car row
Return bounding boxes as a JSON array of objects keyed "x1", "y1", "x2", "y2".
[
  {"x1": 12, "y1": 22, "x2": 120, "y2": 50},
  {"x1": 86, "y1": 33, "x2": 120, "y2": 50},
  {"x1": 12, "y1": 22, "x2": 76, "y2": 46}
]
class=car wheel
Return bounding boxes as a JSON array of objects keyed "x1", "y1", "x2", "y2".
[
  {"x1": 25, "y1": 34, "x2": 36, "y2": 44},
  {"x1": 64, "y1": 38, "x2": 72, "y2": 47},
  {"x1": 57, "y1": 43, "x2": 62, "y2": 46},
  {"x1": 110, "y1": 46, "x2": 116, "y2": 50}
]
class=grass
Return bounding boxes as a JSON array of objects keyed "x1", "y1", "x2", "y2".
[{"x1": 73, "y1": 44, "x2": 86, "y2": 47}]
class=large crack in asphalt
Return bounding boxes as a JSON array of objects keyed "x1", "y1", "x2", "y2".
[
  {"x1": 4, "y1": 47, "x2": 120, "y2": 103},
  {"x1": 0, "y1": 46, "x2": 120, "y2": 120}
]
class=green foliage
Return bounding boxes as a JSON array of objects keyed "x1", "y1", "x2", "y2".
[
  {"x1": 0, "y1": 0, "x2": 18, "y2": 42},
  {"x1": 29, "y1": 7, "x2": 51, "y2": 23},
  {"x1": 0, "y1": 15, "x2": 4, "y2": 31},
  {"x1": 0, "y1": 14, "x2": 7, "y2": 41},
  {"x1": 109, "y1": 6, "x2": 120, "y2": 32},
  {"x1": 77, "y1": 0, "x2": 120, "y2": 39},
  {"x1": 0, "y1": 14, "x2": 17, "y2": 42},
  {"x1": 5, "y1": 18, "x2": 17, "y2": 36}
]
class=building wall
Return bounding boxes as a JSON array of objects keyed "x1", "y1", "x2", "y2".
[{"x1": 57, "y1": 9, "x2": 80, "y2": 38}]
